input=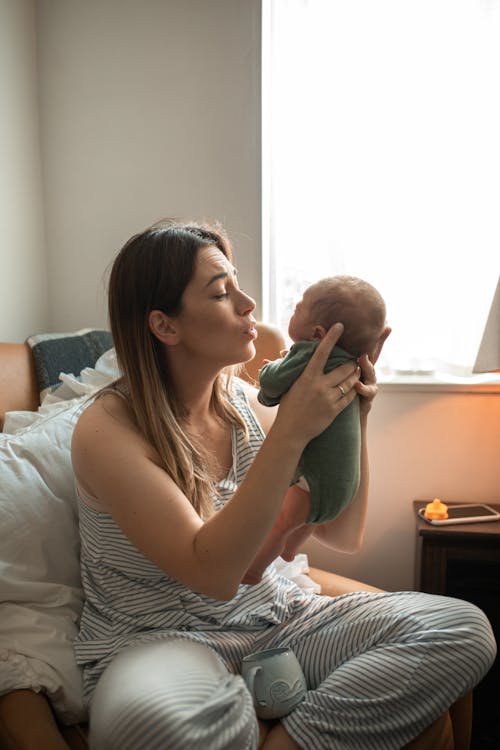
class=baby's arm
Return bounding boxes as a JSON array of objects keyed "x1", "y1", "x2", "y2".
[{"x1": 258, "y1": 343, "x2": 315, "y2": 405}]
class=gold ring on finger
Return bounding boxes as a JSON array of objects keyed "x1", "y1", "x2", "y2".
[{"x1": 337, "y1": 384, "x2": 346, "y2": 398}]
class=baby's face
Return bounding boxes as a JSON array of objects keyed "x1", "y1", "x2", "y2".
[{"x1": 288, "y1": 287, "x2": 319, "y2": 341}]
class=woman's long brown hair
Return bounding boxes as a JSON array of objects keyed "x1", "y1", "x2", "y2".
[{"x1": 108, "y1": 220, "x2": 247, "y2": 518}]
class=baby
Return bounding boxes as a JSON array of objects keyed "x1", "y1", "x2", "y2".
[{"x1": 242, "y1": 275, "x2": 387, "y2": 584}]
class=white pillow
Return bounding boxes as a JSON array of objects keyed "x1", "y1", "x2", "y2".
[{"x1": 0, "y1": 399, "x2": 87, "y2": 724}]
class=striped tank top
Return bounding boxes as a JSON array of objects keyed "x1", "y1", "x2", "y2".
[{"x1": 74, "y1": 380, "x2": 308, "y2": 700}]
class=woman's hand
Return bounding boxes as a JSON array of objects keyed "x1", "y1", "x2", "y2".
[
  {"x1": 272, "y1": 323, "x2": 361, "y2": 444},
  {"x1": 356, "y1": 325, "x2": 391, "y2": 416},
  {"x1": 355, "y1": 353, "x2": 377, "y2": 416}
]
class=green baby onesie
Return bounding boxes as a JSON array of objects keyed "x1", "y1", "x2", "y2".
[{"x1": 258, "y1": 341, "x2": 360, "y2": 524}]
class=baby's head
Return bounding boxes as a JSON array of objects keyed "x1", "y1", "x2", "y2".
[{"x1": 288, "y1": 275, "x2": 386, "y2": 358}]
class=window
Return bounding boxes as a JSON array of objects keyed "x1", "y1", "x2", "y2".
[{"x1": 262, "y1": 0, "x2": 500, "y2": 375}]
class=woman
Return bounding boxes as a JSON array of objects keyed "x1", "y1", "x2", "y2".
[{"x1": 72, "y1": 221, "x2": 495, "y2": 750}]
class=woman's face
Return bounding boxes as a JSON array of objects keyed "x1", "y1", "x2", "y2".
[{"x1": 172, "y1": 245, "x2": 257, "y2": 367}]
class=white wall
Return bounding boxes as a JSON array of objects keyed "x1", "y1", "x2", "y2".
[
  {"x1": 0, "y1": 0, "x2": 48, "y2": 341},
  {"x1": 36, "y1": 0, "x2": 262, "y2": 331}
]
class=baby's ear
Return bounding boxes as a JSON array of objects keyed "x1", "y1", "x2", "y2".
[
  {"x1": 313, "y1": 325, "x2": 327, "y2": 340},
  {"x1": 370, "y1": 326, "x2": 392, "y2": 364}
]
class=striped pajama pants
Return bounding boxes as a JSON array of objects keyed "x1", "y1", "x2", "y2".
[{"x1": 88, "y1": 590, "x2": 496, "y2": 750}]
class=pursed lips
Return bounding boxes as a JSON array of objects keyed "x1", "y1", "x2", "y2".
[{"x1": 244, "y1": 324, "x2": 258, "y2": 340}]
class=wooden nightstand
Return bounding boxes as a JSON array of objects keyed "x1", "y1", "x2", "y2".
[
  {"x1": 414, "y1": 500, "x2": 500, "y2": 594},
  {"x1": 414, "y1": 500, "x2": 500, "y2": 750}
]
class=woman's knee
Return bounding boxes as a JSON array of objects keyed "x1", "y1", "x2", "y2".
[
  {"x1": 462, "y1": 601, "x2": 496, "y2": 677},
  {"x1": 418, "y1": 594, "x2": 497, "y2": 686},
  {"x1": 446, "y1": 597, "x2": 496, "y2": 661},
  {"x1": 89, "y1": 640, "x2": 258, "y2": 750}
]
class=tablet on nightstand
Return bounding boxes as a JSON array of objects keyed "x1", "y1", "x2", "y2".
[{"x1": 418, "y1": 504, "x2": 500, "y2": 525}]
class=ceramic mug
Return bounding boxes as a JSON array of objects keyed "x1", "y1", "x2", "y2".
[{"x1": 241, "y1": 647, "x2": 307, "y2": 719}]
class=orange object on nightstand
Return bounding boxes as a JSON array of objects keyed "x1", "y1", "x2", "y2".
[{"x1": 424, "y1": 498, "x2": 449, "y2": 520}]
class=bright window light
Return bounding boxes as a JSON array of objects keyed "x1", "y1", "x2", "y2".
[{"x1": 262, "y1": 0, "x2": 500, "y2": 375}]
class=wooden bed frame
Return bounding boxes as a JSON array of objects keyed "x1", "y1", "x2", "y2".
[{"x1": 0, "y1": 327, "x2": 472, "y2": 749}]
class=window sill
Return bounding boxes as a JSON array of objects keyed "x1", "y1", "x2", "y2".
[{"x1": 378, "y1": 372, "x2": 500, "y2": 394}]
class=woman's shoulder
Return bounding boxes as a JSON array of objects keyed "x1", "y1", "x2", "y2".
[
  {"x1": 74, "y1": 388, "x2": 134, "y2": 434},
  {"x1": 72, "y1": 388, "x2": 162, "y2": 503},
  {"x1": 72, "y1": 389, "x2": 153, "y2": 466}
]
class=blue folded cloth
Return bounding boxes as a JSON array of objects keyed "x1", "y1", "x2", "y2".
[{"x1": 26, "y1": 328, "x2": 113, "y2": 397}]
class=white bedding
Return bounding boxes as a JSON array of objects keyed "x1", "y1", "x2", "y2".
[{"x1": 0, "y1": 351, "x2": 116, "y2": 723}]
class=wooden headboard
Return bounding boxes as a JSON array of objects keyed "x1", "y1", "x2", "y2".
[
  {"x1": 0, "y1": 343, "x2": 39, "y2": 428},
  {"x1": 0, "y1": 323, "x2": 285, "y2": 431}
]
